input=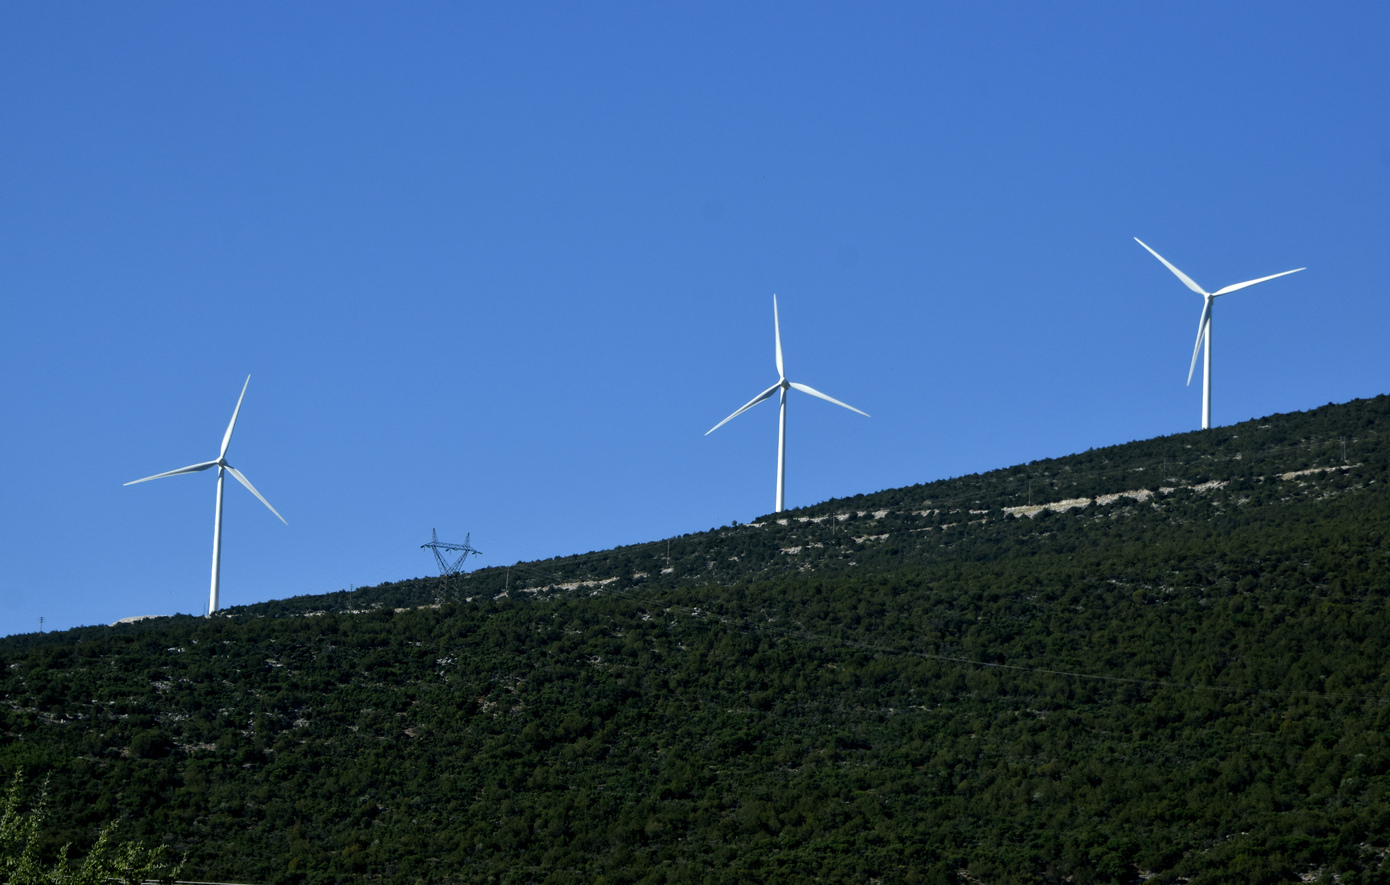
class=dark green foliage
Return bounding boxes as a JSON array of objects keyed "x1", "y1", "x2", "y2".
[
  {"x1": 1, "y1": 769, "x2": 176, "y2": 884},
  {"x1": 5, "y1": 396, "x2": 1390, "y2": 883}
]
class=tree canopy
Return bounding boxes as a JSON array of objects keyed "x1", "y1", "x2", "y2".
[{"x1": 4, "y1": 396, "x2": 1390, "y2": 883}]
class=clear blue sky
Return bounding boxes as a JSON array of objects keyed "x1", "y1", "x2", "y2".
[{"x1": 3, "y1": 3, "x2": 1387, "y2": 635}]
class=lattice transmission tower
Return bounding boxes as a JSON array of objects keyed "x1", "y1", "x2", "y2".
[{"x1": 421, "y1": 528, "x2": 481, "y2": 603}]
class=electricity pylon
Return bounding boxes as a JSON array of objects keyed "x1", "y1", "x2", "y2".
[{"x1": 421, "y1": 529, "x2": 480, "y2": 603}]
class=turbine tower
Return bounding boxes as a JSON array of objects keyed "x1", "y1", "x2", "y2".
[
  {"x1": 1134, "y1": 238, "x2": 1304, "y2": 430},
  {"x1": 706, "y1": 294, "x2": 868, "y2": 513},
  {"x1": 125, "y1": 376, "x2": 286, "y2": 615}
]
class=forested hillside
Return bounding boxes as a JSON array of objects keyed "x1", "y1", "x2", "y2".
[{"x1": 4, "y1": 396, "x2": 1390, "y2": 884}]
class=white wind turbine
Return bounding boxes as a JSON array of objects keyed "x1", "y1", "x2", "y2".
[
  {"x1": 125, "y1": 376, "x2": 286, "y2": 615},
  {"x1": 706, "y1": 295, "x2": 869, "y2": 513},
  {"x1": 1135, "y1": 238, "x2": 1304, "y2": 430}
]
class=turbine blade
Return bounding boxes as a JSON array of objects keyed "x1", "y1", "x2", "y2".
[
  {"x1": 787, "y1": 381, "x2": 870, "y2": 417},
  {"x1": 1135, "y1": 238, "x2": 1208, "y2": 297},
  {"x1": 224, "y1": 465, "x2": 287, "y2": 525},
  {"x1": 773, "y1": 294, "x2": 784, "y2": 378},
  {"x1": 124, "y1": 460, "x2": 219, "y2": 485},
  {"x1": 705, "y1": 382, "x2": 782, "y2": 435},
  {"x1": 1212, "y1": 267, "x2": 1305, "y2": 296},
  {"x1": 220, "y1": 376, "x2": 251, "y2": 459},
  {"x1": 1187, "y1": 300, "x2": 1211, "y2": 386}
]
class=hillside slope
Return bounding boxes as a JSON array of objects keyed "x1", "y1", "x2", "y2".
[{"x1": 4, "y1": 396, "x2": 1390, "y2": 884}]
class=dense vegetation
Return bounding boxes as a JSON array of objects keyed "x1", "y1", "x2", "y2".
[
  {"x1": 4, "y1": 396, "x2": 1390, "y2": 884},
  {"x1": 1, "y1": 769, "x2": 175, "y2": 884}
]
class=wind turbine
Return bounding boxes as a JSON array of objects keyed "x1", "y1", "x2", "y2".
[
  {"x1": 706, "y1": 295, "x2": 868, "y2": 513},
  {"x1": 125, "y1": 376, "x2": 286, "y2": 615},
  {"x1": 1134, "y1": 238, "x2": 1304, "y2": 430}
]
